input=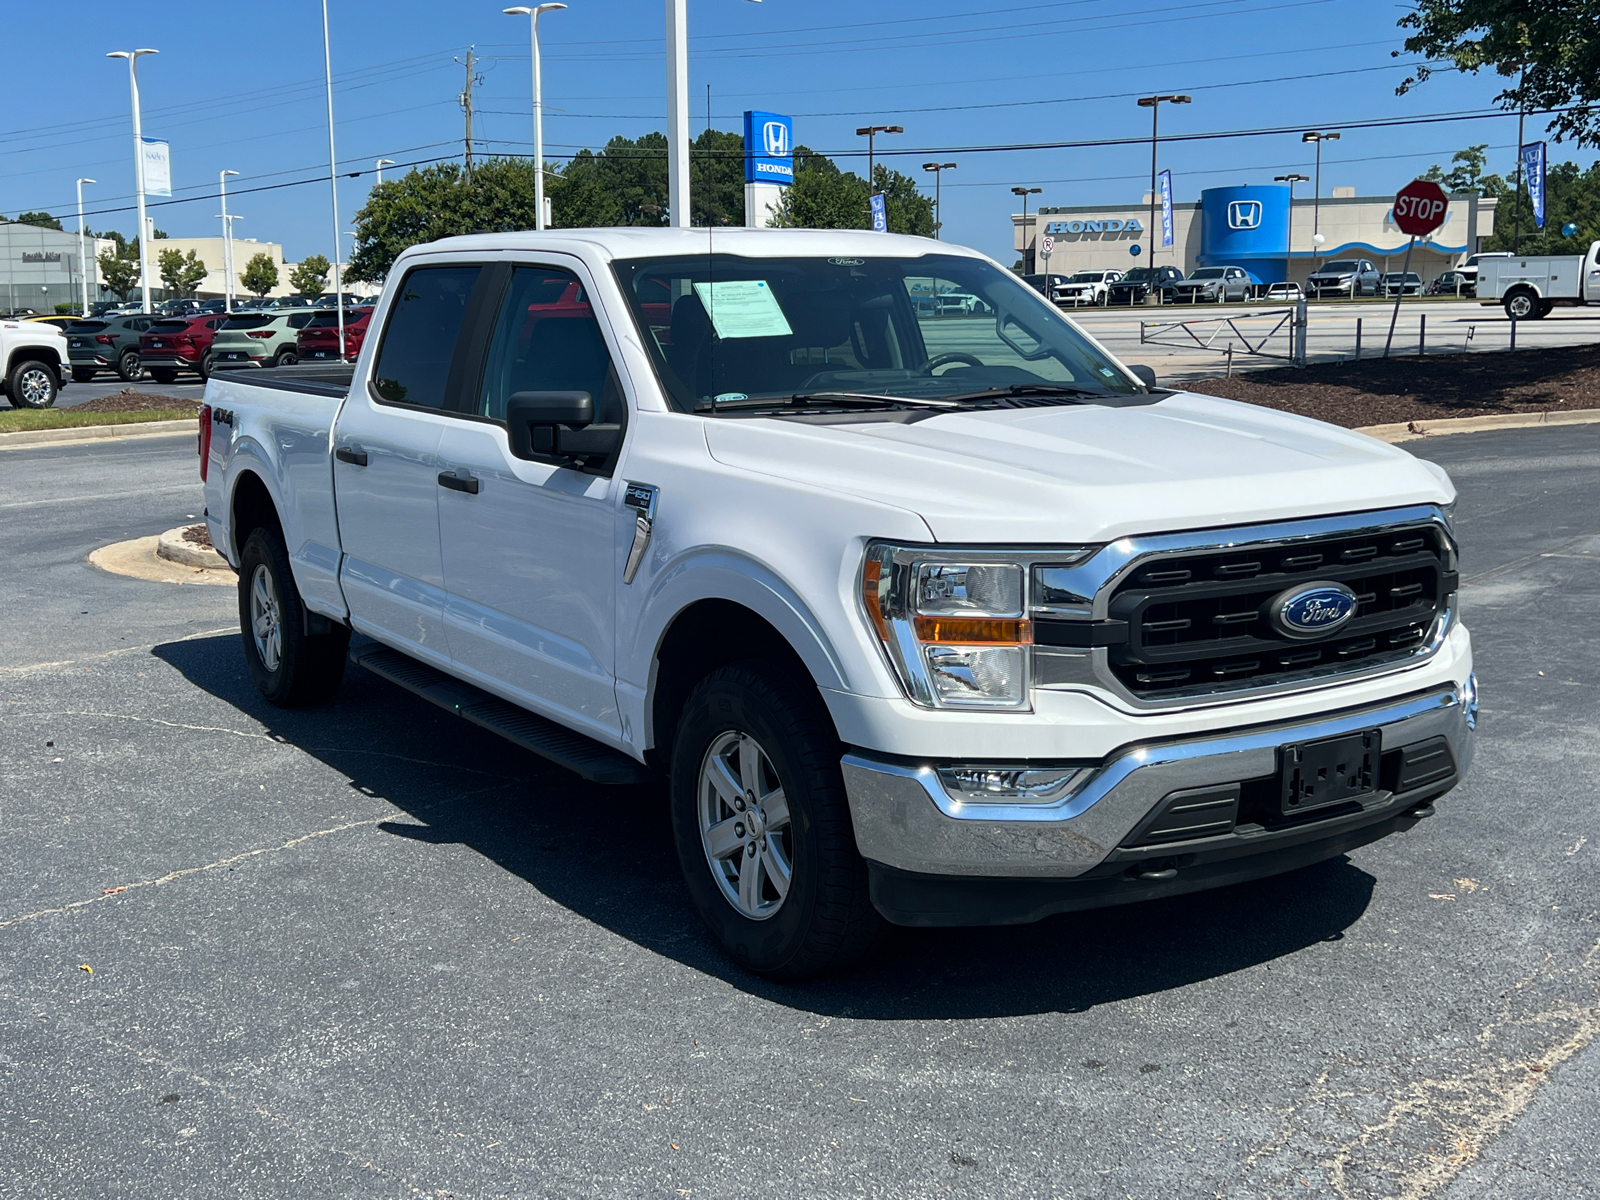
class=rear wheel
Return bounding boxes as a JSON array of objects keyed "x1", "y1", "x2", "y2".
[
  {"x1": 149, "y1": 367, "x2": 178, "y2": 385},
  {"x1": 6, "y1": 359, "x2": 58, "y2": 409},
  {"x1": 1504, "y1": 289, "x2": 1539, "y2": 320},
  {"x1": 116, "y1": 348, "x2": 142, "y2": 382},
  {"x1": 196, "y1": 353, "x2": 213, "y2": 382},
  {"x1": 71, "y1": 366, "x2": 96, "y2": 383},
  {"x1": 669, "y1": 661, "x2": 884, "y2": 981},
  {"x1": 237, "y1": 526, "x2": 350, "y2": 707},
  {"x1": 273, "y1": 348, "x2": 298, "y2": 368}
]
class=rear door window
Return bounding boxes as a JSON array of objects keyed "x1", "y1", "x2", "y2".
[{"x1": 372, "y1": 266, "x2": 483, "y2": 409}]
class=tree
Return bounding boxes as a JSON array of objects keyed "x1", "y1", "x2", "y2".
[
  {"x1": 1421, "y1": 142, "x2": 1600, "y2": 253},
  {"x1": 1396, "y1": 1, "x2": 1600, "y2": 148},
  {"x1": 1422, "y1": 144, "x2": 1510, "y2": 195},
  {"x1": 769, "y1": 148, "x2": 935, "y2": 236},
  {"x1": 241, "y1": 253, "x2": 279, "y2": 298},
  {"x1": 97, "y1": 245, "x2": 139, "y2": 302},
  {"x1": 158, "y1": 248, "x2": 209, "y2": 297},
  {"x1": 16, "y1": 211, "x2": 62, "y2": 230},
  {"x1": 289, "y1": 254, "x2": 331, "y2": 298}
]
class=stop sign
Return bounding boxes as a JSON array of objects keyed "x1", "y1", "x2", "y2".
[{"x1": 1392, "y1": 179, "x2": 1450, "y2": 237}]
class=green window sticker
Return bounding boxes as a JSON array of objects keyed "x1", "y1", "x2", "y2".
[{"x1": 692, "y1": 280, "x2": 794, "y2": 340}]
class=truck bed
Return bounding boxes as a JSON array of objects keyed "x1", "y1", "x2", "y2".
[{"x1": 210, "y1": 361, "x2": 356, "y2": 397}]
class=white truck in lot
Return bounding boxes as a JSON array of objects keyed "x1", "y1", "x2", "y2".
[
  {"x1": 1478, "y1": 240, "x2": 1600, "y2": 319},
  {"x1": 0, "y1": 318, "x2": 70, "y2": 408},
  {"x1": 200, "y1": 228, "x2": 1476, "y2": 979}
]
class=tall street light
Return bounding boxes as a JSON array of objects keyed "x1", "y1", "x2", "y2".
[
  {"x1": 504, "y1": 4, "x2": 566, "y2": 231},
  {"x1": 1011, "y1": 186, "x2": 1041, "y2": 273},
  {"x1": 319, "y1": 0, "x2": 347, "y2": 359},
  {"x1": 665, "y1": 1, "x2": 762, "y2": 229},
  {"x1": 75, "y1": 178, "x2": 96, "y2": 317},
  {"x1": 1301, "y1": 131, "x2": 1339, "y2": 253},
  {"x1": 1274, "y1": 173, "x2": 1309, "y2": 290},
  {"x1": 856, "y1": 125, "x2": 902, "y2": 194},
  {"x1": 923, "y1": 162, "x2": 956, "y2": 239},
  {"x1": 219, "y1": 169, "x2": 239, "y2": 312},
  {"x1": 1136, "y1": 94, "x2": 1189, "y2": 270},
  {"x1": 107, "y1": 48, "x2": 158, "y2": 314},
  {"x1": 374, "y1": 158, "x2": 395, "y2": 185}
]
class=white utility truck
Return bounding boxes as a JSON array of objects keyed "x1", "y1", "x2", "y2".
[
  {"x1": 1478, "y1": 240, "x2": 1600, "y2": 319},
  {"x1": 199, "y1": 228, "x2": 1476, "y2": 979}
]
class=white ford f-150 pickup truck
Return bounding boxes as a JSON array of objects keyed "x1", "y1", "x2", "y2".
[{"x1": 200, "y1": 228, "x2": 1476, "y2": 979}]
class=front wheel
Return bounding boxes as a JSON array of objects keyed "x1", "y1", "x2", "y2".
[
  {"x1": 6, "y1": 359, "x2": 58, "y2": 409},
  {"x1": 237, "y1": 526, "x2": 350, "y2": 706},
  {"x1": 669, "y1": 662, "x2": 884, "y2": 980}
]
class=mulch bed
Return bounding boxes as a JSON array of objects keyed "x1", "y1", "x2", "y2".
[
  {"x1": 69, "y1": 390, "x2": 202, "y2": 415},
  {"x1": 180, "y1": 523, "x2": 214, "y2": 549},
  {"x1": 1184, "y1": 343, "x2": 1600, "y2": 428}
]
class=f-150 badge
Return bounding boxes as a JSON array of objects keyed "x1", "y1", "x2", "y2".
[{"x1": 623, "y1": 482, "x2": 658, "y2": 585}]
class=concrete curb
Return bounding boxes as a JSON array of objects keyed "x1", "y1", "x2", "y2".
[
  {"x1": 156, "y1": 525, "x2": 230, "y2": 571},
  {"x1": 0, "y1": 417, "x2": 195, "y2": 450},
  {"x1": 89, "y1": 535, "x2": 236, "y2": 587},
  {"x1": 1355, "y1": 408, "x2": 1600, "y2": 444}
]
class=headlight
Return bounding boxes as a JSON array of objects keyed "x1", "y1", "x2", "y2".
[{"x1": 860, "y1": 543, "x2": 1095, "y2": 710}]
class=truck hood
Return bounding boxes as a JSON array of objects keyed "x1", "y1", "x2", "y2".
[{"x1": 702, "y1": 391, "x2": 1453, "y2": 543}]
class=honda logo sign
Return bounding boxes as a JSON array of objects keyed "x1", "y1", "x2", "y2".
[
  {"x1": 1227, "y1": 200, "x2": 1262, "y2": 230},
  {"x1": 743, "y1": 110, "x2": 794, "y2": 185},
  {"x1": 762, "y1": 121, "x2": 789, "y2": 157}
]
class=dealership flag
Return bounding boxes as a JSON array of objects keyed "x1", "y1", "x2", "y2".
[
  {"x1": 1159, "y1": 170, "x2": 1174, "y2": 247},
  {"x1": 1522, "y1": 142, "x2": 1546, "y2": 229},
  {"x1": 140, "y1": 138, "x2": 172, "y2": 197}
]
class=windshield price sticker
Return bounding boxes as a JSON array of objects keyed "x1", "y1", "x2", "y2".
[{"x1": 692, "y1": 280, "x2": 795, "y2": 340}]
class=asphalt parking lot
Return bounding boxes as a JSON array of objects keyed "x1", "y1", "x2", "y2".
[{"x1": 2, "y1": 425, "x2": 1597, "y2": 1199}]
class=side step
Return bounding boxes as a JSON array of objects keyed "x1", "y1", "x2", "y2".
[{"x1": 350, "y1": 643, "x2": 653, "y2": 786}]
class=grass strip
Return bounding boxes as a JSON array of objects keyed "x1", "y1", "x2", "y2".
[{"x1": 0, "y1": 408, "x2": 198, "y2": 434}]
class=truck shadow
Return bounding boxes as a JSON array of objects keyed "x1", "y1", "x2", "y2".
[{"x1": 155, "y1": 633, "x2": 1376, "y2": 1020}]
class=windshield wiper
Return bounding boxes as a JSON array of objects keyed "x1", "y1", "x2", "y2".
[{"x1": 696, "y1": 391, "x2": 961, "y2": 413}]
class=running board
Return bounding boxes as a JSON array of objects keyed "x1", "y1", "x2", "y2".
[{"x1": 350, "y1": 643, "x2": 653, "y2": 786}]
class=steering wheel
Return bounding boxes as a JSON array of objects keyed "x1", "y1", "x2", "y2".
[{"x1": 923, "y1": 351, "x2": 985, "y2": 375}]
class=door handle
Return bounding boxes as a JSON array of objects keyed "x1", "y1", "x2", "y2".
[
  {"x1": 438, "y1": 470, "x2": 480, "y2": 495},
  {"x1": 335, "y1": 445, "x2": 368, "y2": 466}
]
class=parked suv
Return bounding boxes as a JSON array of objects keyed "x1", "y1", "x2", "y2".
[
  {"x1": 1379, "y1": 272, "x2": 1424, "y2": 298},
  {"x1": 65, "y1": 314, "x2": 154, "y2": 382},
  {"x1": 1306, "y1": 259, "x2": 1380, "y2": 298},
  {"x1": 209, "y1": 310, "x2": 318, "y2": 369},
  {"x1": 1056, "y1": 270, "x2": 1123, "y2": 306},
  {"x1": 1106, "y1": 265, "x2": 1184, "y2": 305},
  {"x1": 296, "y1": 307, "x2": 374, "y2": 361},
  {"x1": 141, "y1": 314, "x2": 226, "y2": 382},
  {"x1": 1163, "y1": 266, "x2": 1252, "y2": 304},
  {"x1": 1021, "y1": 273, "x2": 1073, "y2": 303}
]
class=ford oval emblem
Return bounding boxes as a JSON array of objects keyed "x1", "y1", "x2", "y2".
[{"x1": 1267, "y1": 582, "x2": 1358, "y2": 640}]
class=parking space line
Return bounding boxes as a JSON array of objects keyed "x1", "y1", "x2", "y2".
[{"x1": 0, "y1": 484, "x2": 200, "y2": 510}]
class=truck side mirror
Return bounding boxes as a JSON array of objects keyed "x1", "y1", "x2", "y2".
[
  {"x1": 1126, "y1": 364, "x2": 1158, "y2": 389},
  {"x1": 504, "y1": 390, "x2": 620, "y2": 468}
]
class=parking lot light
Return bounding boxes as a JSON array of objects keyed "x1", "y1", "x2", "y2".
[
  {"x1": 374, "y1": 158, "x2": 396, "y2": 185},
  {"x1": 1301, "y1": 131, "x2": 1340, "y2": 248},
  {"x1": 1011, "y1": 186, "x2": 1042, "y2": 273},
  {"x1": 504, "y1": 4, "x2": 567, "y2": 231},
  {"x1": 923, "y1": 162, "x2": 956, "y2": 239},
  {"x1": 106, "y1": 49, "x2": 159, "y2": 314},
  {"x1": 75, "y1": 178, "x2": 95, "y2": 317},
  {"x1": 1274, "y1": 173, "x2": 1309, "y2": 293},
  {"x1": 1137, "y1": 95, "x2": 1190, "y2": 272},
  {"x1": 856, "y1": 125, "x2": 903, "y2": 195}
]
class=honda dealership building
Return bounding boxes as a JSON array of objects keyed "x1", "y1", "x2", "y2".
[{"x1": 1015, "y1": 185, "x2": 1499, "y2": 286}]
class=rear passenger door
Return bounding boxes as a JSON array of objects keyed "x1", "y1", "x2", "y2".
[
  {"x1": 332, "y1": 263, "x2": 482, "y2": 666},
  {"x1": 433, "y1": 260, "x2": 627, "y2": 742}
]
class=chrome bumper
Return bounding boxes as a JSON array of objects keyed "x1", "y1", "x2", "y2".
[{"x1": 842, "y1": 683, "x2": 1475, "y2": 879}]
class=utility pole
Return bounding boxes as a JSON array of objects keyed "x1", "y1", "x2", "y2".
[{"x1": 458, "y1": 47, "x2": 483, "y2": 176}]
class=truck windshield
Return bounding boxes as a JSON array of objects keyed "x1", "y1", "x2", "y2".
[{"x1": 612, "y1": 252, "x2": 1137, "y2": 412}]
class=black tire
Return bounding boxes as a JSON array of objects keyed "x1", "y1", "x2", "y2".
[
  {"x1": 669, "y1": 661, "x2": 885, "y2": 981},
  {"x1": 1503, "y1": 289, "x2": 1539, "y2": 320},
  {"x1": 196, "y1": 353, "x2": 213, "y2": 382},
  {"x1": 149, "y1": 367, "x2": 178, "y2": 385},
  {"x1": 6, "y1": 359, "x2": 59, "y2": 409},
  {"x1": 71, "y1": 366, "x2": 96, "y2": 383},
  {"x1": 273, "y1": 348, "x2": 298, "y2": 368},
  {"x1": 116, "y1": 348, "x2": 142, "y2": 382},
  {"x1": 237, "y1": 526, "x2": 350, "y2": 707}
]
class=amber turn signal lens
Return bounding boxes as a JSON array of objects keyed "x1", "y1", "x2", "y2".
[
  {"x1": 862, "y1": 558, "x2": 892, "y2": 642},
  {"x1": 912, "y1": 616, "x2": 1032, "y2": 645}
]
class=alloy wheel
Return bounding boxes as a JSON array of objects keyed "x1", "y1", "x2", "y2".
[
  {"x1": 250, "y1": 564, "x2": 283, "y2": 673},
  {"x1": 18, "y1": 367, "x2": 53, "y2": 406},
  {"x1": 697, "y1": 730, "x2": 793, "y2": 920}
]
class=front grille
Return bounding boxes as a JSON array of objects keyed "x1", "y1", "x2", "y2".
[{"x1": 1105, "y1": 523, "x2": 1453, "y2": 699}]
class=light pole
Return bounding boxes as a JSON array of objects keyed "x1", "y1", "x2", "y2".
[
  {"x1": 1137, "y1": 94, "x2": 1190, "y2": 271},
  {"x1": 319, "y1": 0, "x2": 347, "y2": 358},
  {"x1": 1011, "y1": 186, "x2": 1041, "y2": 273},
  {"x1": 374, "y1": 158, "x2": 395, "y2": 185},
  {"x1": 504, "y1": 4, "x2": 566, "y2": 232},
  {"x1": 923, "y1": 162, "x2": 956, "y2": 239},
  {"x1": 75, "y1": 178, "x2": 96, "y2": 317},
  {"x1": 1301, "y1": 131, "x2": 1339, "y2": 255},
  {"x1": 664, "y1": 1, "x2": 762, "y2": 229},
  {"x1": 856, "y1": 125, "x2": 903, "y2": 196},
  {"x1": 107, "y1": 49, "x2": 158, "y2": 314},
  {"x1": 218, "y1": 169, "x2": 239, "y2": 311},
  {"x1": 1274, "y1": 173, "x2": 1309, "y2": 292}
]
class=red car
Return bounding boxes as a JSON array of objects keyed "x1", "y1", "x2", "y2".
[
  {"x1": 141, "y1": 314, "x2": 225, "y2": 383},
  {"x1": 296, "y1": 307, "x2": 374, "y2": 362}
]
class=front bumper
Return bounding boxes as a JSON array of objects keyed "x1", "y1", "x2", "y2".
[{"x1": 842, "y1": 681, "x2": 1474, "y2": 923}]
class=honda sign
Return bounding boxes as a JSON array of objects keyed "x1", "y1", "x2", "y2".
[{"x1": 743, "y1": 110, "x2": 794, "y2": 185}]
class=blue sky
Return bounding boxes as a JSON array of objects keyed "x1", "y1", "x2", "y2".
[{"x1": 0, "y1": 0, "x2": 1557, "y2": 265}]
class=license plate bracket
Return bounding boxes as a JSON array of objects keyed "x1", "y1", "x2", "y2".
[{"x1": 1279, "y1": 728, "x2": 1380, "y2": 815}]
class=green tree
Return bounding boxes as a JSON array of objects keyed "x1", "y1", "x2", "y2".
[
  {"x1": 690, "y1": 129, "x2": 746, "y2": 226},
  {"x1": 770, "y1": 149, "x2": 934, "y2": 236},
  {"x1": 289, "y1": 253, "x2": 331, "y2": 298},
  {"x1": 97, "y1": 245, "x2": 139, "y2": 302},
  {"x1": 1422, "y1": 142, "x2": 1600, "y2": 252},
  {"x1": 1422, "y1": 144, "x2": 1511, "y2": 195},
  {"x1": 241, "y1": 252, "x2": 280, "y2": 298},
  {"x1": 1397, "y1": 1, "x2": 1600, "y2": 148},
  {"x1": 158, "y1": 248, "x2": 208, "y2": 297},
  {"x1": 16, "y1": 211, "x2": 62, "y2": 230}
]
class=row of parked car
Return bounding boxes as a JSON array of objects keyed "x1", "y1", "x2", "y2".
[
  {"x1": 1022, "y1": 258, "x2": 1493, "y2": 306},
  {"x1": 60, "y1": 300, "x2": 374, "y2": 384}
]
